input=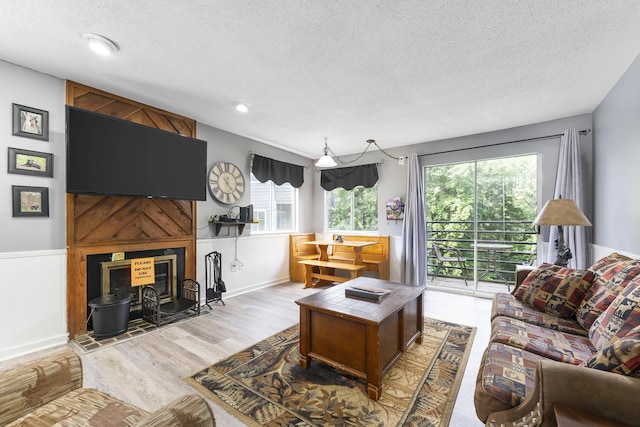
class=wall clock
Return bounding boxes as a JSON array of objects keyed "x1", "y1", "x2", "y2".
[{"x1": 208, "y1": 162, "x2": 245, "y2": 204}]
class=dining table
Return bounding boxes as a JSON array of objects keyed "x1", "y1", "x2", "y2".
[
  {"x1": 300, "y1": 239, "x2": 379, "y2": 287},
  {"x1": 471, "y1": 242, "x2": 514, "y2": 285},
  {"x1": 301, "y1": 239, "x2": 377, "y2": 265}
]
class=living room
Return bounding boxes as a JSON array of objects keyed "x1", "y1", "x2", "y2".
[{"x1": 2, "y1": 2, "x2": 640, "y2": 426}]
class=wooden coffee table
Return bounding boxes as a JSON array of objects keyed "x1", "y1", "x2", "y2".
[{"x1": 295, "y1": 277, "x2": 425, "y2": 400}]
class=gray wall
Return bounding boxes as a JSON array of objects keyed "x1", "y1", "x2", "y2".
[
  {"x1": 311, "y1": 114, "x2": 594, "y2": 245},
  {"x1": 593, "y1": 53, "x2": 640, "y2": 254},
  {"x1": 195, "y1": 124, "x2": 314, "y2": 239},
  {"x1": 3, "y1": 51, "x2": 639, "y2": 257},
  {"x1": 309, "y1": 148, "x2": 409, "y2": 235},
  {"x1": 0, "y1": 61, "x2": 66, "y2": 252},
  {"x1": 0, "y1": 59, "x2": 316, "y2": 253}
]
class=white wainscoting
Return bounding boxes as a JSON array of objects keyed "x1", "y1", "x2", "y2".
[
  {"x1": 389, "y1": 235, "x2": 402, "y2": 282},
  {"x1": 196, "y1": 233, "x2": 290, "y2": 299},
  {"x1": 0, "y1": 249, "x2": 67, "y2": 362},
  {"x1": 592, "y1": 244, "x2": 640, "y2": 263},
  {"x1": 5, "y1": 240, "x2": 630, "y2": 362}
]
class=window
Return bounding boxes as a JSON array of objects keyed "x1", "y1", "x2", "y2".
[
  {"x1": 325, "y1": 186, "x2": 378, "y2": 231},
  {"x1": 425, "y1": 154, "x2": 538, "y2": 293},
  {"x1": 250, "y1": 174, "x2": 297, "y2": 233}
]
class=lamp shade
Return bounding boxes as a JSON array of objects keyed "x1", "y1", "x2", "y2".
[
  {"x1": 533, "y1": 199, "x2": 592, "y2": 226},
  {"x1": 315, "y1": 154, "x2": 337, "y2": 168}
]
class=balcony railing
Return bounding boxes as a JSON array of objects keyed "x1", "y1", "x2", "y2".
[{"x1": 427, "y1": 220, "x2": 537, "y2": 284}]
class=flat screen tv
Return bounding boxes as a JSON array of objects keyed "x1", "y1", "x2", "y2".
[{"x1": 66, "y1": 106, "x2": 207, "y2": 201}]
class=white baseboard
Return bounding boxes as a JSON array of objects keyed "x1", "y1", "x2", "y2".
[{"x1": 0, "y1": 333, "x2": 69, "y2": 363}]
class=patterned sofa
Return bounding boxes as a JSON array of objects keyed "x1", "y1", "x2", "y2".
[
  {"x1": 0, "y1": 347, "x2": 216, "y2": 426},
  {"x1": 474, "y1": 253, "x2": 640, "y2": 426}
]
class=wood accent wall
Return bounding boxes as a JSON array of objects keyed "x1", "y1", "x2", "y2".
[{"x1": 66, "y1": 81, "x2": 198, "y2": 338}]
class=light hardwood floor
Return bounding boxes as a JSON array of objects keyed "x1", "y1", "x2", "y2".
[{"x1": 7, "y1": 282, "x2": 492, "y2": 426}]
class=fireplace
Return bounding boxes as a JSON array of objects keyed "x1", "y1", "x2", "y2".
[{"x1": 100, "y1": 254, "x2": 178, "y2": 312}]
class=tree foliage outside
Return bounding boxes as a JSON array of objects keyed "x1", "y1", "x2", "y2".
[
  {"x1": 327, "y1": 186, "x2": 378, "y2": 231},
  {"x1": 425, "y1": 155, "x2": 538, "y2": 281}
]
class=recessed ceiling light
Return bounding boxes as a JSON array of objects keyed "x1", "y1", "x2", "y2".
[
  {"x1": 82, "y1": 33, "x2": 119, "y2": 55},
  {"x1": 234, "y1": 102, "x2": 251, "y2": 113}
]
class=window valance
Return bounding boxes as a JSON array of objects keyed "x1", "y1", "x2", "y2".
[
  {"x1": 320, "y1": 164, "x2": 379, "y2": 191},
  {"x1": 251, "y1": 154, "x2": 304, "y2": 188}
]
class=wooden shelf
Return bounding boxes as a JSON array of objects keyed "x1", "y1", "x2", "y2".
[{"x1": 210, "y1": 221, "x2": 255, "y2": 236}]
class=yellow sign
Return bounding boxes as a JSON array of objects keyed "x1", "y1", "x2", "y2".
[{"x1": 131, "y1": 257, "x2": 155, "y2": 286}]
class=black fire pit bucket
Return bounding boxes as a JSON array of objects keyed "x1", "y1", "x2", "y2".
[{"x1": 88, "y1": 293, "x2": 133, "y2": 339}]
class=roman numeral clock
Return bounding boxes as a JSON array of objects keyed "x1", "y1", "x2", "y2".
[{"x1": 208, "y1": 162, "x2": 245, "y2": 204}]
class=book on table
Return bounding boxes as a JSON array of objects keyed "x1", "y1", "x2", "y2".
[{"x1": 345, "y1": 284, "x2": 391, "y2": 302}]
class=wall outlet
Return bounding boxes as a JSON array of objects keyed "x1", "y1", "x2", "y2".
[
  {"x1": 230, "y1": 262, "x2": 237, "y2": 272},
  {"x1": 399, "y1": 156, "x2": 405, "y2": 165}
]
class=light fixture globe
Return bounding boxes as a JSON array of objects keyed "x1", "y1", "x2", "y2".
[
  {"x1": 315, "y1": 153, "x2": 337, "y2": 168},
  {"x1": 314, "y1": 137, "x2": 401, "y2": 168},
  {"x1": 315, "y1": 137, "x2": 337, "y2": 168},
  {"x1": 82, "y1": 33, "x2": 119, "y2": 55}
]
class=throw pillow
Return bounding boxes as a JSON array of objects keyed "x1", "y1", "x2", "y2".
[
  {"x1": 588, "y1": 252, "x2": 632, "y2": 275},
  {"x1": 514, "y1": 263, "x2": 560, "y2": 299},
  {"x1": 589, "y1": 275, "x2": 640, "y2": 350},
  {"x1": 576, "y1": 260, "x2": 640, "y2": 330},
  {"x1": 582, "y1": 325, "x2": 640, "y2": 376},
  {"x1": 514, "y1": 263, "x2": 594, "y2": 318}
]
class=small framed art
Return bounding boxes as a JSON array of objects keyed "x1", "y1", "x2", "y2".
[
  {"x1": 12, "y1": 185, "x2": 50, "y2": 217},
  {"x1": 12, "y1": 103, "x2": 49, "y2": 141},
  {"x1": 8, "y1": 147, "x2": 53, "y2": 177}
]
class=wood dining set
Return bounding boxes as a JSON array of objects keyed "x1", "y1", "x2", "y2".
[{"x1": 289, "y1": 233, "x2": 390, "y2": 288}]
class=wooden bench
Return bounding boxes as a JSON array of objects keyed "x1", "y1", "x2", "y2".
[
  {"x1": 298, "y1": 259, "x2": 365, "y2": 288},
  {"x1": 289, "y1": 233, "x2": 320, "y2": 283},
  {"x1": 329, "y1": 235, "x2": 390, "y2": 280}
]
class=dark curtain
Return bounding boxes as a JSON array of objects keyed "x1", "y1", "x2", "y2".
[
  {"x1": 251, "y1": 154, "x2": 304, "y2": 188},
  {"x1": 320, "y1": 164, "x2": 378, "y2": 190}
]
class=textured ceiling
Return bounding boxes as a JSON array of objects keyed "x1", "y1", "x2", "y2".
[{"x1": 2, "y1": 1, "x2": 640, "y2": 158}]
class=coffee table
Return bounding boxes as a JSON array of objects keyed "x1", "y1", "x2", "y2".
[{"x1": 295, "y1": 277, "x2": 425, "y2": 400}]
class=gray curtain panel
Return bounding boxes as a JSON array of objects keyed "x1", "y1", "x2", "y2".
[
  {"x1": 546, "y1": 128, "x2": 590, "y2": 269},
  {"x1": 251, "y1": 154, "x2": 304, "y2": 188},
  {"x1": 401, "y1": 153, "x2": 426, "y2": 286},
  {"x1": 320, "y1": 164, "x2": 378, "y2": 191}
]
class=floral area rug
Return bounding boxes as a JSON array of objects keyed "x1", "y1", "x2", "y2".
[{"x1": 185, "y1": 318, "x2": 475, "y2": 426}]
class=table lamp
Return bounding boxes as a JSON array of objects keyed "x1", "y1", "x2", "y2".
[{"x1": 533, "y1": 197, "x2": 592, "y2": 267}]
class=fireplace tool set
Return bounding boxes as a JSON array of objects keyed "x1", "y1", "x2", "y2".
[{"x1": 205, "y1": 251, "x2": 226, "y2": 307}]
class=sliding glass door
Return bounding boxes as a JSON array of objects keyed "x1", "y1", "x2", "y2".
[{"x1": 425, "y1": 154, "x2": 538, "y2": 295}]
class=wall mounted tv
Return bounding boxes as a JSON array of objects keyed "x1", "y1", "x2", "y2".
[{"x1": 66, "y1": 106, "x2": 207, "y2": 201}]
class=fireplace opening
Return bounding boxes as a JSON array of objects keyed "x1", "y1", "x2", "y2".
[
  {"x1": 86, "y1": 248, "x2": 186, "y2": 328},
  {"x1": 100, "y1": 254, "x2": 177, "y2": 312}
]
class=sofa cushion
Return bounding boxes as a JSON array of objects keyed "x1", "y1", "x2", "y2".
[
  {"x1": 492, "y1": 293, "x2": 588, "y2": 336},
  {"x1": 474, "y1": 343, "x2": 545, "y2": 422},
  {"x1": 490, "y1": 316, "x2": 595, "y2": 364},
  {"x1": 7, "y1": 387, "x2": 149, "y2": 426},
  {"x1": 513, "y1": 263, "x2": 594, "y2": 318},
  {"x1": 589, "y1": 275, "x2": 640, "y2": 349},
  {"x1": 576, "y1": 259, "x2": 640, "y2": 330},
  {"x1": 582, "y1": 325, "x2": 640, "y2": 377}
]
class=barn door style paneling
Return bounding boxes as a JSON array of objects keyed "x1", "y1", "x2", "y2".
[{"x1": 66, "y1": 81, "x2": 198, "y2": 338}]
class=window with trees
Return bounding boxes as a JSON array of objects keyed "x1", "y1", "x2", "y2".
[
  {"x1": 425, "y1": 154, "x2": 538, "y2": 290},
  {"x1": 250, "y1": 174, "x2": 297, "y2": 233},
  {"x1": 325, "y1": 186, "x2": 378, "y2": 231}
]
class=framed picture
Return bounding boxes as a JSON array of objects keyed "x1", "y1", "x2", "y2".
[
  {"x1": 12, "y1": 185, "x2": 49, "y2": 217},
  {"x1": 12, "y1": 103, "x2": 49, "y2": 141},
  {"x1": 8, "y1": 147, "x2": 53, "y2": 177}
]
